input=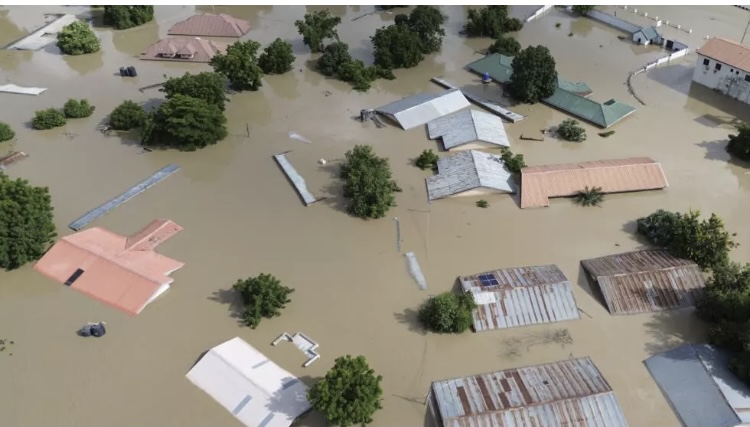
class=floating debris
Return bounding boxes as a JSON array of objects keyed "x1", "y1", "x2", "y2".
[
  {"x1": 0, "y1": 338, "x2": 14, "y2": 356},
  {"x1": 318, "y1": 158, "x2": 327, "y2": 165},
  {"x1": 0, "y1": 84, "x2": 47, "y2": 96},
  {"x1": 288, "y1": 131, "x2": 312, "y2": 144},
  {"x1": 405, "y1": 251, "x2": 427, "y2": 290}
]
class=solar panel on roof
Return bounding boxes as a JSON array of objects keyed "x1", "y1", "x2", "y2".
[{"x1": 478, "y1": 273, "x2": 499, "y2": 287}]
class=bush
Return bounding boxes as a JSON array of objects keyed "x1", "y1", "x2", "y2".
[
  {"x1": 141, "y1": 94, "x2": 228, "y2": 151},
  {"x1": 258, "y1": 38, "x2": 295, "y2": 75},
  {"x1": 500, "y1": 148, "x2": 526, "y2": 173},
  {"x1": 476, "y1": 199, "x2": 489, "y2": 208},
  {"x1": 0, "y1": 122, "x2": 15, "y2": 142},
  {"x1": 56, "y1": 21, "x2": 100, "y2": 55},
  {"x1": 294, "y1": 9, "x2": 342, "y2": 53},
  {"x1": 372, "y1": 23, "x2": 424, "y2": 70},
  {"x1": 488, "y1": 35, "x2": 521, "y2": 56},
  {"x1": 162, "y1": 72, "x2": 228, "y2": 111},
  {"x1": 108, "y1": 100, "x2": 147, "y2": 130},
  {"x1": 465, "y1": 6, "x2": 523, "y2": 38},
  {"x1": 210, "y1": 40, "x2": 264, "y2": 91},
  {"x1": 340, "y1": 145, "x2": 401, "y2": 219},
  {"x1": 572, "y1": 5, "x2": 595, "y2": 15},
  {"x1": 557, "y1": 119, "x2": 587, "y2": 142},
  {"x1": 63, "y1": 99, "x2": 95, "y2": 119},
  {"x1": 103, "y1": 6, "x2": 154, "y2": 30},
  {"x1": 32, "y1": 109, "x2": 66, "y2": 130},
  {"x1": 232, "y1": 274, "x2": 294, "y2": 329},
  {"x1": 418, "y1": 292, "x2": 476, "y2": 333},
  {"x1": 317, "y1": 41, "x2": 352, "y2": 76},
  {"x1": 727, "y1": 123, "x2": 750, "y2": 162},
  {"x1": 415, "y1": 149, "x2": 439, "y2": 170}
]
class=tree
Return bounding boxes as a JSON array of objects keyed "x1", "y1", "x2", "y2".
[
  {"x1": 308, "y1": 355, "x2": 383, "y2": 426},
  {"x1": 488, "y1": 35, "x2": 521, "y2": 56},
  {"x1": 418, "y1": 292, "x2": 476, "y2": 333},
  {"x1": 0, "y1": 122, "x2": 15, "y2": 142},
  {"x1": 56, "y1": 21, "x2": 100, "y2": 55},
  {"x1": 142, "y1": 95, "x2": 228, "y2": 151},
  {"x1": 340, "y1": 145, "x2": 401, "y2": 219},
  {"x1": 318, "y1": 42, "x2": 352, "y2": 76},
  {"x1": 162, "y1": 72, "x2": 228, "y2": 111},
  {"x1": 32, "y1": 109, "x2": 66, "y2": 130},
  {"x1": 464, "y1": 6, "x2": 523, "y2": 38},
  {"x1": 500, "y1": 148, "x2": 526, "y2": 173},
  {"x1": 727, "y1": 123, "x2": 750, "y2": 162},
  {"x1": 295, "y1": 9, "x2": 342, "y2": 53},
  {"x1": 258, "y1": 38, "x2": 295, "y2": 75},
  {"x1": 372, "y1": 23, "x2": 424, "y2": 70},
  {"x1": 636, "y1": 209, "x2": 738, "y2": 270},
  {"x1": 63, "y1": 99, "x2": 95, "y2": 119},
  {"x1": 509, "y1": 45, "x2": 558, "y2": 104},
  {"x1": 0, "y1": 173, "x2": 56, "y2": 270},
  {"x1": 109, "y1": 100, "x2": 147, "y2": 130},
  {"x1": 232, "y1": 273, "x2": 294, "y2": 329},
  {"x1": 337, "y1": 60, "x2": 378, "y2": 92},
  {"x1": 103, "y1": 6, "x2": 154, "y2": 29},
  {"x1": 572, "y1": 5, "x2": 595, "y2": 15},
  {"x1": 402, "y1": 6, "x2": 446, "y2": 54},
  {"x1": 574, "y1": 186, "x2": 604, "y2": 206},
  {"x1": 557, "y1": 119, "x2": 587, "y2": 142},
  {"x1": 415, "y1": 149, "x2": 439, "y2": 170},
  {"x1": 210, "y1": 40, "x2": 264, "y2": 91}
]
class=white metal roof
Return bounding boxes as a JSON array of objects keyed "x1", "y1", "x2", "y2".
[
  {"x1": 376, "y1": 89, "x2": 471, "y2": 130},
  {"x1": 426, "y1": 150, "x2": 517, "y2": 201},
  {"x1": 186, "y1": 337, "x2": 311, "y2": 427},
  {"x1": 427, "y1": 109, "x2": 510, "y2": 150}
]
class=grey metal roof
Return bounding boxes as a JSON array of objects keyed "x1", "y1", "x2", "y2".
[
  {"x1": 580, "y1": 250, "x2": 706, "y2": 315},
  {"x1": 428, "y1": 109, "x2": 511, "y2": 150},
  {"x1": 645, "y1": 344, "x2": 750, "y2": 427},
  {"x1": 429, "y1": 357, "x2": 629, "y2": 427},
  {"x1": 635, "y1": 26, "x2": 661, "y2": 41},
  {"x1": 375, "y1": 89, "x2": 471, "y2": 130},
  {"x1": 426, "y1": 150, "x2": 517, "y2": 201},
  {"x1": 460, "y1": 264, "x2": 580, "y2": 331},
  {"x1": 273, "y1": 152, "x2": 317, "y2": 206}
]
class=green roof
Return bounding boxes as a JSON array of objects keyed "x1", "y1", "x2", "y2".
[
  {"x1": 636, "y1": 26, "x2": 661, "y2": 41},
  {"x1": 466, "y1": 53, "x2": 635, "y2": 128}
]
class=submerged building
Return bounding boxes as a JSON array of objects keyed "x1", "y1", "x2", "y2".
[
  {"x1": 427, "y1": 108, "x2": 511, "y2": 151},
  {"x1": 693, "y1": 37, "x2": 750, "y2": 104},
  {"x1": 140, "y1": 38, "x2": 229, "y2": 63},
  {"x1": 426, "y1": 150, "x2": 516, "y2": 201},
  {"x1": 167, "y1": 13, "x2": 251, "y2": 38},
  {"x1": 375, "y1": 89, "x2": 470, "y2": 130}
]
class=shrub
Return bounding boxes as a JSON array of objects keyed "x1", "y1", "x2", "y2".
[
  {"x1": 141, "y1": 95, "x2": 228, "y2": 151},
  {"x1": 464, "y1": 6, "x2": 523, "y2": 38},
  {"x1": 574, "y1": 186, "x2": 604, "y2": 206},
  {"x1": 56, "y1": 21, "x2": 100, "y2": 55},
  {"x1": 232, "y1": 274, "x2": 294, "y2": 329},
  {"x1": 572, "y1": 5, "x2": 595, "y2": 15},
  {"x1": 557, "y1": 119, "x2": 587, "y2": 142},
  {"x1": 0, "y1": 122, "x2": 15, "y2": 142},
  {"x1": 500, "y1": 148, "x2": 526, "y2": 173},
  {"x1": 476, "y1": 199, "x2": 489, "y2": 208},
  {"x1": 418, "y1": 292, "x2": 476, "y2": 333},
  {"x1": 103, "y1": 6, "x2": 154, "y2": 30},
  {"x1": 32, "y1": 109, "x2": 66, "y2": 130},
  {"x1": 63, "y1": 99, "x2": 95, "y2": 119},
  {"x1": 108, "y1": 100, "x2": 147, "y2": 130},
  {"x1": 488, "y1": 35, "x2": 521, "y2": 56},
  {"x1": 161, "y1": 72, "x2": 228, "y2": 111},
  {"x1": 727, "y1": 123, "x2": 750, "y2": 162},
  {"x1": 415, "y1": 149, "x2": 439, "y2": 170},
  {"x1": 340, "y1": 145, "x2": 402, "y2": 219}
]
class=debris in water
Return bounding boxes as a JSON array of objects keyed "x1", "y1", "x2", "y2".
[
  {"x1": 318, "y1": 158, "x2": 327, "y2": 165},
  {"x1": 288, "y1": 131, "x2": 312, "y2": 144},
  {"x1": 405, "y1": 251, "x2": 427, "y2": 290}
]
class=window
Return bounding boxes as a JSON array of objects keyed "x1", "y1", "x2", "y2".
[
  {"x1": 477, "y1": 273, "x2": 499, "y2": 288},
  {"x1": 745, "y1": 74, "x2": 750, "y2": 82},
  {"x1": 715, "y1": 63, "x2": 722, "y2": 71},
  {"x1": 702, "y1": 58, "x2": 709, "y2": 66}
]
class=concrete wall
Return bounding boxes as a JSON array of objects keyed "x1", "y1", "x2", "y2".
[
  {"x1": 525, "y1": 5, "x2": 554, "y2": 23},
  {"x1": 448, "y1": 142, "x2": 501, "y2": 152},
  {"x1": 587, "y1": 9, "x2": 640, "y2": 34},
  {"x1": 692, "y1": 54, "x2": 750, "y2": 104},
  {"x1": 633, "y1": 47, "x2": 690, "y2": 75}
]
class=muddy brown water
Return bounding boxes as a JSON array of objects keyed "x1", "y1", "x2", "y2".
[{"x1": 1, "y1": 5, "x2": 749, "y2": 427}]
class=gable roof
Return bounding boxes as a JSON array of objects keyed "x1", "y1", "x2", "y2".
[
  {"x1": 426, "y1": 150, "x2": 516, "y2": 201},
  {"x1": 376, "y1": 89, "x2": 471, "y2": 130},
  {"x1": 427, "y1": 109, "x2": 510, "y2": 150},
  {"x1": 167, "y1": 13, "x2": 251, "y2": 38},
  {"x1": 697, "y1": 37, "x2": 750, "y2": 73},
  {"x1": 635, "y1": 26, "x2": 661, "y2": 40},
  {"x1": 141, "y1": 38, "x2": 229, "y2": 63},
  {"x1": 186, "y1": 337, "x2": 311, "y2": 427}
]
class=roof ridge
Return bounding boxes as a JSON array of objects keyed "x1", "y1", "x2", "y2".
[
  {"x1": 524, "y1": 159, "x2": 660, "y2": 173},
  {"x1": 61, "y1": 238, "x2": 162, "y2": 285}
]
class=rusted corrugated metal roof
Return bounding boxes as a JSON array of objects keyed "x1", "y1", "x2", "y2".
[
  {"x1": 460, "y1": 265, "x2": 580, "y2": 331},
  {"x1": 520, "y1": 157, "x2": 668, "y2": 209},
  {"x1": 581, "y1": 249, "x2": 706, "y2": 315},
  {"x1": 429, "y1": 357, "x2": 629, "y2": 427}
]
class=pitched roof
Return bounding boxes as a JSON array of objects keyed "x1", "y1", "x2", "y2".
[
  {"x1": 140, "y1": 38, "x2": 229, "y2": 63},
  {"x1": 33, "y1": 219, "x2": 184, "y2": 316},
  {"x1": 520, "y1": 157, "x2": 669, "y2": 209},
  {"x1": 426, "y1": 150, "x2": 516, "y2": 201},
  {"x1": 376, "y1": 89, "x2": 471, "y2": 130},
  {"x1": 427, "y1": 109, "x2": 511, "y2": 150},
  {"x1": 167, "y1": 13, "x2": 251, "y2": 38},
  {"x1": 697, "y1": 37, "x2": 750, "y2": 73},
  {"x1": 635, "y1": 26, "x2": 661, "y2": 40}
]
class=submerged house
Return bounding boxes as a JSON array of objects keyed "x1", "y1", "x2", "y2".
[
  {"x1": 425, "y1": 150, "x2": 516, "y2": 201},
  {"x1": 167, "y1": 13, "x2": 251, "y2": 38},
  {"x1": 632, "y1": 26, "x2": 663, "y2": 46},
  {"x1": 427, "y1": 108, "x2": 510, "y2": 151},
  {"x1": 375, "y1": 89, "x2": 470, "y2": 130},
  {"x1": 33, "y1": 219, "x2": 184, "y2": 316},
  {"x1": 693, "y1": 37, "x2": 750, "y2": 105},
  {"x1": 140, "y1": 38, "x2": 229, "y2": 63}
]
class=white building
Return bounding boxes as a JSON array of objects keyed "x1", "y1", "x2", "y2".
[
  {"x1": 692, "y1": 37, "x2": 750, "y2": 104},
  {"x1": 632, "y1": 26, "x2": 662, "y2": 46}
]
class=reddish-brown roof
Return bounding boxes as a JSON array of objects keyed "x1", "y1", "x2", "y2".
[
  {"x1": 34, "y1": 219, "x2": 184, "y2": 316},
  {"x1": 140, "y1": 38, "x2": 229, "y2": 63},
  {"x1": 520, "y1": 157, "x2": 669, "y2": 208},
  {"x1": 697, "y1": 37, "x2": 750, "y2": 73},
  {"x1": 167, "y1": 13, "x2": 251, "y2": 38}
]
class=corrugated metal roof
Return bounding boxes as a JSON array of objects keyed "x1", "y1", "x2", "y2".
[
  {"x1": 376, "y1": 89, "x2": 471, "y2": 130},
  {"x1": 520, "y1": 157, "x2": 669, "y2": 209},
  {"x1": 645, "y1": 344, "x2": 750, "y2": 427},
  {"x1": 428, "y1": 109, "x2": 511, "y2": 150},
  {"x1": 635, "y1": 26, "x2": 662, "y2": 41},
  {"x1": 697, "y1": 37, "x2": 750, "y2": 73},
  {"x1": 167, "y1": 13, "x2": 251, "y2": 38},
  {"x1": 430, "y1": 357, "x2": 629, "y2": 427},
  {"x1": 581, "y1": 250, "x2": 706, "y2": 315},
  {"x1": 426, "y1": 150, "x2": 517, "y2": 201},
  {"x1": 460, "y1": 265, "x2": 580, "y2": 331}
]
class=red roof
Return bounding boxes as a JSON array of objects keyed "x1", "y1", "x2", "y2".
[{"x1": 167, "y1": 13, "x2": 251, "y2": 38}]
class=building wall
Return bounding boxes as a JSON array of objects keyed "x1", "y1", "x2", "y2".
[
  {"x1": 587, "y1": 9, "x2": 640, "y2": 34},
  {"x1": 692, "y1": 54, "x2": 750, "y2": 104},
  {"x1": 632, "y1": 30, "x2": 650, "y2": 45},
  {"x1": 447, "y1": 142, "x2": 499, "y2": 151}
]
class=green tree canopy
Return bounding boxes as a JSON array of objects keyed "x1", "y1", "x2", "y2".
[
  {"x1": 307, "y1": 355, "x2": 383, "y2": 426},
  {"x1": 401, "y1": 5, "x2": 446, "y2": 54},
  {"x1": 162, "y1": 72, "x2": 228, "y2": 111},
  {"x1": 572, "y1": 5, "x2": 595, "y2": 15},
  {"x1": 258, "y1": 38, "x2": 296, "y2": 75},
  {"x1": 509, "y1": 45, "x2": 558, "y2": 104},
  {"x1": 56, "y1": 21, "x2": 100, "y2": 55},
  {"x1": 63, "y1": 98, "x2": 95, "y2": 119},
  {"x1": 232, "y1": 273, "x2": 294, "y2": 329},
  {"x1": 372, "y1": 23, "x2": 424, "y2": 70},
  {"x1": 557, "y1": 119, "x2": 587, "y2": 142},
  {"x1": 415, "y1": 149, "x2": 439, "y2": 170},
  {"x1": 108, "y1": 100, "x2": 147, "y2": 130},
  {"x1": 32, "y1": 108, "x2": 66, "y2": 130},
  {"x1": 500, "y1": 148, "x2": 526, "y2": 173},
  {"x1": 0, "y1": 122, "x2": 15, "y2": 142},
  {"x1": 210, "y1": 40, "x2": 264, "y2": 91},
  {"x1": 339, "y1": 145, "x2": 401, "y2": 219},
  {"x1": 103, "y1": 6, "x2": 154, "y2": 29},
  {"x1": 488, "y1": 35, "x2": 521, "y2": 56},
  {"x1": 727, "y1": 123, "x2": 750, "y2": 162},
  {"x1": 417, "y1": 292, "x2": 476, "y2": 333},
  {"x1": 318, "y1": 41, "x2": 353, "y2": 76},
  {"x1": 0, "y1": 173, "x2": 57, "y2": 270},
  {"x1": 141, "y1": 94, "x2": 228, "y2": 151},
  {"x1": 295, "y1": 9, "x2": 342, "y2": 53},
  {"x1": 464, "y1": 5, "x2": 523, "y2": 38}
]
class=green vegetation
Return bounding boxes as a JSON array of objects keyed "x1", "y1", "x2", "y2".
[
  {"x1": 56, "y1": 21, "x2": 100, "y2": 55},
  {"x1": 258, "y1": 38, "x2": 296, "y2": 75},
  {"x1": 162, "y1": 72, "x2": 228, "y2": 111},
  {"x1": 307, "y1": 355, "x2": 383, "y2": 426},
  {"x1": 418, "y1": 292, "x2": 476, "y2": 333},
  {"x1": 598, "y1": 130, "x2": 615, "y2": 138},
  {"x1": 557, "y1": 119, "x2": 587, "y2": 142},
  {"x1": 318, "y1": 42, "x2": 352, "y2": 76},
  {"x1": 397, "y1": 6, "x2": 446, "y2": 54},
  {"x1": 488, "y1": 35, "x2": 521, "y2": 56},
  {"x1": 32, "y1": 109, "x2": 66, "y2": 130},
  {"x1": 476, "y1": 199, "x2": 489, "y2": 208},
  {"x1": 210, "y1": 40, "x2": 264, "y2": 91},
  {"x1": 63, "y1": 99, "x2": 95, "y2": 119},
  {"x1": 464, "y1": 6, "x2": 523, "y2": 38},
  {"x1": 108, "y1": 100, "x2": 147, "y2": 131},
  {"x1": 317, "y1": 42, "x2": 390, "y2": 92},
  {"x1": 415, "y1": 149, "x2": 439, "y2": 170},
  {"x1": 340, "y1": 145, "x2": 401, "y2": 219},
  {"x1": 572, "y1": 5, "x2": 595, "y2": 15},
  {"x1": 102, "y1": 6, "x2": 154, "y2": 30},
  {"x1": 295, "y1": 9, "x2": 342, "y2": 53},
  {"x1": 574, "y1": 186, "x2": 604, "y2": 206},
  {"x1": 372, "y1": 6, "x2": 445, "y2": 70},
  {"x1": 509, "y1": 45, "x2": 558, "y2": 104},
  {"x1": 500, "y1": 148, "x2": 526, "y2": 173},
  {"x1": 727, "y1": 123, "x2": 750, "y2": 162},
  {"x1": 0, "y1": 122, "x2": 15, "y2": 142},
  {"x1": 141, "y1": 94, "x2": 227, "y2": 151},
  {"x1": 232, "y1": 273, "x2": 294, "y2": 329},
  {"x1": 0, "y1": 173, "x2": 56, "y2": 270}
]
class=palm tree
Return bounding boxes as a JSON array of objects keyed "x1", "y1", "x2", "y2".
[{"x1": 575, "y1": 186, "x2": 605, "y2": 207}]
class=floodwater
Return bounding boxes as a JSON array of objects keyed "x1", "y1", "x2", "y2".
[{"x1": 1, "y1": 5, "x2": 749, "y2": 427}]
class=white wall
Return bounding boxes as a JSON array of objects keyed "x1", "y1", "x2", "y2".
[
  {"x1": 692, "y1": 54, "x2": 750, "y2": 104},
  {"x1": 587, "y1": 10, "x2": 640, "y2": 34},
  {"x1": 525, "y1": 5, "x2": 554, "y2": 23}
]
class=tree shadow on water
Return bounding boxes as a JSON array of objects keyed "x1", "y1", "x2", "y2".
[
  {"x1": 394, "y1": 307, "x2": 427, "y2": 336},
  {"x1": 621, "y1": 219, "x2": 653, "y2": 246},
  {"x1": 266, "y1": 375, "x2": 326, "y2": 427},
  {"x1": 317, "y1": 161, "x2": 349, "y2": 215},
  {"x1": 642, "y1": 308, "x2": 708, "y2": 356},
  {"x1": 207, "y1": 288, "x2": 246, "y2": 326}
]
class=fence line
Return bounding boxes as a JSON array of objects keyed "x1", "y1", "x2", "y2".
[
  {"x1": 525, "y1": 5, "x2": 554, "y2": 23},
  {"x1": 616, "y1": 5, "x2": 693, "y2": 34}
]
